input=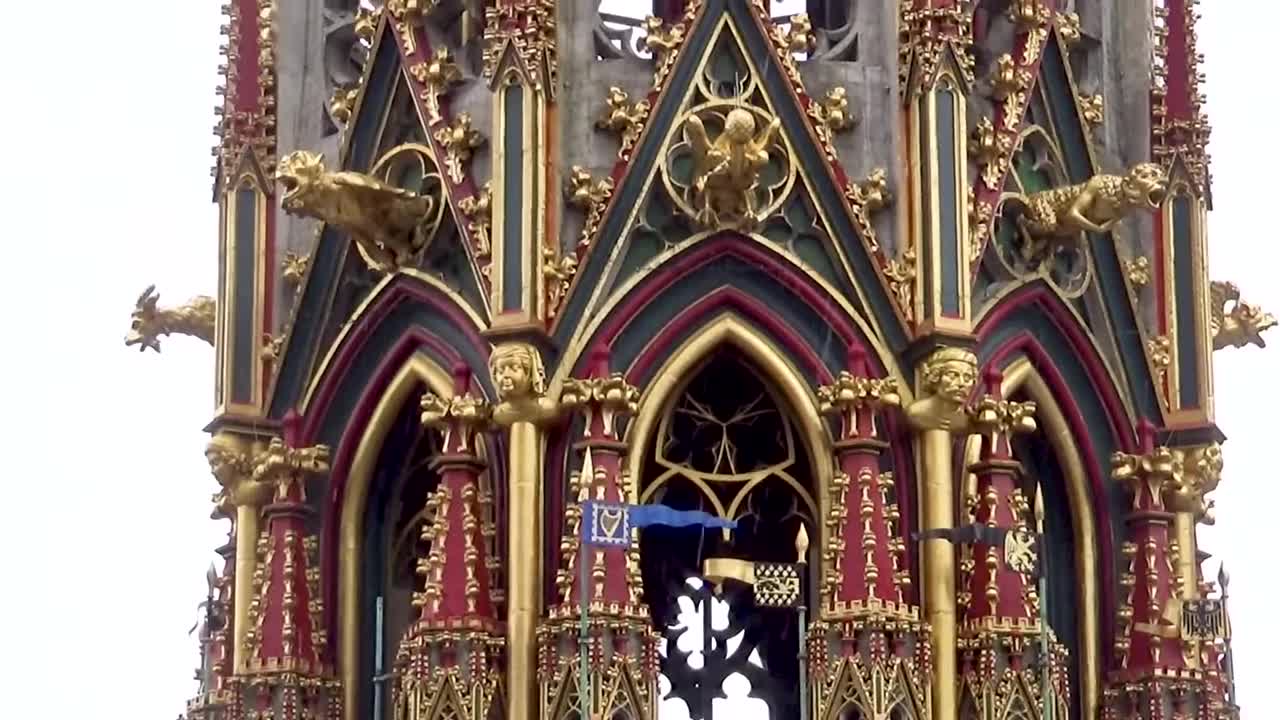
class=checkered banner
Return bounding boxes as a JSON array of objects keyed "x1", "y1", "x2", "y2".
[
  {"x1": 752, "y1": 562, "x2": 805, "y2": 608},
  {"x1": 581, "y1": 501, "x2": 737, "y2": 547}
]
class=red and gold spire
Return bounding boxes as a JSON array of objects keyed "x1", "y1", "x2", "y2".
[
  {"x1": 393, "y1": 366, "x2": 505, "y2": 720},
  {"x1": 540, "y1": 346, "x2": 659, "y2": 720},
  {"x1": 238, "y1": 412, "x2": 341, "y2": 720},
  {"x1": 1151, "y1": 0, "x2": 1210, "y2": 195},
  {"x1": 957, "y1": 368, "x2": 1069, "y2": 719},
  {"x1": 808, "y1": 345, "x2": 930, "y2": 720}
]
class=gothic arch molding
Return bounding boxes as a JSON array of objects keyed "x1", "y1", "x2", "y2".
[{"x1": 555, "y1": 234, "x2": 904, "y2": 392}]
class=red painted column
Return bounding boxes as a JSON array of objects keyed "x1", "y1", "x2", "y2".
[
  {"x1": 956, "y1": 369, "x2": 1068, "y2": 718},
  {"x1": 394, "y1": 366, "x2": 505, "y2": 720},
  {"x1": 808, "y1": 345, "x2": 931, "y2": 720},
  {"x1": 541, "y1": 346, "x2": 660, "y2": 720},
  {"x1": 238, "y1": 413, "x2": 342, "y2": 720}
]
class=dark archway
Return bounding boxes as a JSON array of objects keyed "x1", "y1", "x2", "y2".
[{"x1": 638, "y1": 350, "x2": 818, "y2": 720}]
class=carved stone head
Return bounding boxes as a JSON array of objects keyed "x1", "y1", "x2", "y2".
[
  {"x1": 723, "y1": 108, "x2": 757, "y2": 143},
  {"x1": 922, "y1": 347, "x2": 978, "y2": 406},
  {"x1": 1122, "y1": 162, "x2": 1168, "y2": 210},
  {"x1": 276, "y1": 150, "x2": 328, "y2": 213},
  {"x1": 205, "y1": 434, "x2": 246, "y2": 488},
  {"x1": 490, "y1": 343, "x2": 546, "y2": 401}
]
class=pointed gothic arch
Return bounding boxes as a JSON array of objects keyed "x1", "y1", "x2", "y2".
[{"x1": 623, "y1": 316, "x2": 832, "y2": 720}]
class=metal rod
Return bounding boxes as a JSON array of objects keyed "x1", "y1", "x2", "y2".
[
  {"x1": 702, "y1": 581, "x2": 713, "y2": 720},
  {"x1": 1040, "y1": 571, "x2": 1053, "y2": 720},
  {"x1": 798, "y1": 603, "x2": 809, "y2": 720},
  {"x1": 579, "y1": 534, "x2": 591, "y2": 720},
  {"x1": 373, "y1": 595, "x2": 385, "y2": 720}
]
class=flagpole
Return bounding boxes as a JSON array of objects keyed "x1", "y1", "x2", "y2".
[
  {"x1": 579, "y1": 522, "x2": 591, "y2": 720},
  {"x1": 796, "y1": 525, "x2": 810, "y2": 720},
  {"x1": 1039, "y1": 569, "x2": 1053, "y2": 720}
]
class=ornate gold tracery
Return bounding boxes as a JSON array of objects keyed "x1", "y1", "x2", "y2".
[{"x1": 639, "y1": 354, "x2": 818, "y2": 525}]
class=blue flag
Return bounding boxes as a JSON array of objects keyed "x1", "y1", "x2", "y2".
[{"x1": 582, "y1": 501, "x2": 736, "y2": 547}]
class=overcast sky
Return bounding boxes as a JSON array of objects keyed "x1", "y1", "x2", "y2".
[{"x1": 0, "y1": 2, "x2": 1274, "y2": 718}]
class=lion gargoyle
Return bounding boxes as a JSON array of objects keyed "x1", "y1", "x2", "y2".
[
  {"x1": 684, "y1": 108, "x2": 781, "y2": 230},
  {"x1": 125, "y1": 285, "x2": 216, "y2": 353},
  {"x1": 1211, "y1": 281, "x2": 1276, "y2": 351},
  {"x1": 1017, "y1": 162, "x2": 1167, "y2": 262},
  {"x1": 276, "y1": 150, "x2": 440, "y2": 273}
]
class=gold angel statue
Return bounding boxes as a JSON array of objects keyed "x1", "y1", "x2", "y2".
[{"x1": 684, "y1": 108, "x2": 782, "y2": 230}]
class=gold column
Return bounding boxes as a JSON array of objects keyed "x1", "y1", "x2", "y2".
[
  {"x1": 1168, "y1": 443, "x2": 1224, "y2": 601},
  {"x1": 206, "y1": 432, "x2": 271, "y2": 673},
  {"x1": 489, "y1": 343, "x2": 559, "y2": 720},
  {"x1": 906, "y1": 347, "x2": 979, "y2": 720}
]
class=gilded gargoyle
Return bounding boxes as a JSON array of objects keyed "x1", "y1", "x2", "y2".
[
  {"x1": 1210, "y1": 281, "x2": 1276, "y2": 351},
  {"x1": 684, "y1": 108, "x2": 781, "y2": 230},
  {"x1": 276, "y1": 150, "x2": 439, "y2": 273},
  {"x1": 125, "y1": 285, "x2": 216, "y2": 352},
  {"x1": 1017, "y1": 162, "x2": 1167, "y2": 260}
]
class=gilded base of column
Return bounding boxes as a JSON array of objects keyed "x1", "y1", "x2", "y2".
[
  {"x1": 809, "y1": 610, "x2": 933, "y2": 720},
  {"x1": 537, "y1": 616, "x2": 660, "y2": 720},
  {"x1": 1102, "y1": 677, "x2": 1231, "y2": 720},
  {"x1": 957, "y1": 627, "x2": 1068, "y2": 720},
  {"x1": 393, "y1": 626, "x2": 506, "y2": 720}
]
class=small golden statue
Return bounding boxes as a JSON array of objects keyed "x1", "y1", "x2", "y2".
[
  {"x1": 684, "y1": 108, "x2": 782, "y2": 230},
  {"x1": 1018, "y1": 162, "x2": 1167, "y2": 242},
  {"x1": 1210, "y1": 281, "x2": 1276, "y2": 351},
  {"x1": 125, "y1": 285, "x2": 216, "y2": 352},
  {"x1": 906, "y1": 347, "x2": 978, "y2": 432},
  {"x1": 490, "y1": 343, "x2": 559, "y2": 426},
  {"x1": 277, "y1": 150, "x2": 439, "y2": 273}
]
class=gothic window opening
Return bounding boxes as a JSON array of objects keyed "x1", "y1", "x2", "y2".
[
  {"x1": 638, "y1": 350, "x2": 818, "y2": 720},
  {"x1": 1009, "y1": 405, "x2": 1084, "y2": 720},
  {"x1": 358, "y1": 387, "x2": 444, "y2": 720}
]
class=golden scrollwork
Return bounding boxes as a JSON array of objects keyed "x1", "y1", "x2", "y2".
[
  {"x1": 1079, "y1": 93, "x2": 1104, "y2": 128},
  {"x1": 808, "y1": 87, "x2": 855, "y2": 162},
  {"x1": 1124, "y1": 256, "x2": 1151, "y2": 288},
  {"x1": 458, "y1": 181, "x2": 493, "y2": 264},
  {"x1": 542, "y1": 246, "x2": 578, "y2": 320},
  {"x1": 354, "y1": 6, "x2": 378, "y2": 42},
  {"x1": 1056, "y1": 11, "x2": 1082, "y2": 47},
  {"x1": 906, "y1": 347, "x2": 978, "y2": 432},
  {"x1": 262, "y1": 333, "x2": 284, "y2": 367},
  {"x1": 277, "y1": 149, "x2": 443, "y2": 273},
  {"x1": 433, "y1": 113, "x2": 485, "y2": 184},
  {"x1": 385, "y1": 0, "x2": 427, "y2": 53},
  {"x1": 969, "y1": 186, "x2": 993, "y2": 265},
  {"x1": 991, "y1": 54, "x2": 1032, "y2": 101},
  {"x1": 817, "y1": 373, "x2": 902, "y2": 416},
  {"x1": 490, "y1": 343, "x2": 559, "y2": 426},
  {"x1": 596, "y1": 86, "x2": 650, "y2": 161},
  {"x1": 1019, "y1": 163, "x2": 1166, "y2": 238},
  {"x1": 1210, "y1": 281, "x2": 1276, "y2": 351},
  {"x1": 682, "y1": 108, "x2": 782, "y2": 230},
  {"x1": 282, "y1": 251, "x2": 309, "y2": 289},
  {"x1": 410, "y1": 49, "x2": 462, "y2": 127},
  {"x1": 125, "y1": 285, "x2": 216, "y2": 352},
  {"x1": 1008, "y1": 0, "x2": 1051, "y2": 29},
  {"x1": 883, "y1": 248, "x2": 917, "y2": 322},
  {"x1": 846, "y1": 168, "x2": 892, "y2": 253},
  {"x1": 767, "y1": 11, "x2": 815, "y2": 90},
  {"x1": 420, "y1": 390, "x2": 493, "y2": 452},
  {"x1": 251, "y1": 436, "x2": 331, "y2": 501},
  {"x1": 566, "y1": 166, "x2": 613, "y2": 252},
  {"x1": 968, "y1": 394, "x2": 1037, "y2": 436},
  {"x1": 329, "y1": 86, "x2": 358, "y2": 126},
  {"x1": 1148, "y1": 335, "x2": 1172, "y2": 387},
  {"x1": 1167, "y1": 444, "x2": 1223, "y2": 524},
  {"x1": 560, "y1": 373, "x2": 640, "y2": 416},
  {"x1": 644, "y1": 15, "x2": 688, "y2": 91}
]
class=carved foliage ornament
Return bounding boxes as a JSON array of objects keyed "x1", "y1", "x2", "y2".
[{"x1": 597, "y1": 86, "x2": 650, "y2": 161}]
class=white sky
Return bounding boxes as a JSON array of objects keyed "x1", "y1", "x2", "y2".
[{"x1": 0, "y1": 1, "x2": 1274, "y2": 718}]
